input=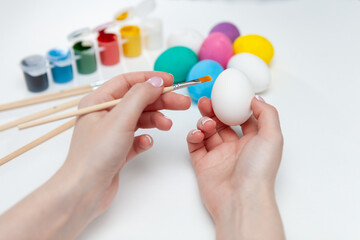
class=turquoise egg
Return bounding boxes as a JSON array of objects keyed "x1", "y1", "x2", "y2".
[
  {"x1": 186, "y1": 60, "x2": 224, "y2": 103},
  {"x1": 154, "y1": 46, "x2": 198, "y2": 84}
]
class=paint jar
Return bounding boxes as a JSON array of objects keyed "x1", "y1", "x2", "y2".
[
  {"x1": 120, "y1": 25, "x2": 142, "y2": 57},
  {"x1": 113, "y1": 0, "x2": 156, "y2": 21},
  {"x1": 47, "y1": 48, "x2": 73, "y2": 83},
  {"x1": 68, "y1": 28, "x2": 97, "y2": 75},
  {"x1": 72, "y1": 41, "x2": 97, "y2": 74},
  {"x1": 94, "y1": 22, "x2": 120, "y2": 66},
  {"x1": 142, "y1": 18, "x2": 163, "y2": 50},
  {"x1": 20, "y1": 55, "x2": 49, "y2": 92},
  {"x1": 98, "y1": 32, "x2": 120, "y2": 66}
]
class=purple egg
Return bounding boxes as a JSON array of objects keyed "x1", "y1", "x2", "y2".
[
  {"x1": 210, "y1": 22, "x2": 240, "y2": 42},
  {"x1": 199, "y1": 32, "x2": 233, "y2": 68}
]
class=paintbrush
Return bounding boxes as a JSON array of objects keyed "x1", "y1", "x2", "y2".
[
  {"x1": 0, "y1": 80, "x2": 106, "y2": 111},
  {"x1": 18, "y1": 76, "x2": 212, "y2": 130},
  {"x1": 0, "y1": 119, "x2": 76, "y2": 166},
  {"x1": 0, "y1": 98, "x2": 81, "y2": 132}
]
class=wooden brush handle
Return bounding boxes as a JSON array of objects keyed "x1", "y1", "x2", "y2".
[
  {"x1": 0, "y1": 119, "x2": 76, "y2": 166},
  {"x1": 0, "y1": 98, "x2": 81, "y2": 132},
  {"x1": 18, "y1": 86, "x2": 176, "y2": 130},
  {"x1": 0, "y1": 85, "x2": 92, "y2": 111},
  {"x1": 18, "y1": 99, "x2": 121, "y2": 129}
]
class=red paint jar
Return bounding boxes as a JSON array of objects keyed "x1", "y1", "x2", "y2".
[{"x1": 97, "y1": 31, "x2": 120, "y2": 66}]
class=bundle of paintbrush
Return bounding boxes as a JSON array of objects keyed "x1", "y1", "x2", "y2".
[{"x1": 0, "y1": 75, "x2": 212, "y2": 166}]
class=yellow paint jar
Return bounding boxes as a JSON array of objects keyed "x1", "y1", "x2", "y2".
[
  {"x1": 233, "y1": 34, "x2": 274, "y2": 64},
  {"x1": 120, "y1": 25, "x2": 142, "y2": 57}
]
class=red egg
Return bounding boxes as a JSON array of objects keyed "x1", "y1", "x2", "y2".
[{"x1": 198, "y1": 32, "x2": 233, "y2": 68}]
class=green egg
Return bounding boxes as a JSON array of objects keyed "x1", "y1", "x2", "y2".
[{"x1": 154, "y1": 46, "x2": 198, "y2": 84}]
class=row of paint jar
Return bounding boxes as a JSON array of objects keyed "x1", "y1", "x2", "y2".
[
  {"x1": 20, "y1": 20, "x2": 163, "y2": 92},
  {"x1": 20, "y1": 50, "x2": 73, "y2": 93}
]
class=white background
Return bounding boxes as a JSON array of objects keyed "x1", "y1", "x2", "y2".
[{"x1": 0, "y1": 0, "x2": 359, "y2": 239}]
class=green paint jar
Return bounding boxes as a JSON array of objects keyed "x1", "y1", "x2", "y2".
[{"x1": 73, "y1": 41, "x2": 97, "y2": 74}]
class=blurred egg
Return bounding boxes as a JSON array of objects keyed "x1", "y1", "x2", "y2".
[
  {"x1": 227, "y1": 53, "x2": 271, "y2": 93},
  {"x1": 154, "y1": 46, "x2": 198, "y2": 84},
  {"x1": 209, "y1": 22, "x2": 240, "y2": 42},
  {"x1": 186, "y1": 60, "x2": 224, "y2": 103},
  {"x1": 167, "y1": 29, "x2": 204, "y2": 54},
  {"x1": 199, "y1": 32, "x2": 233, "y2": 68},
  {"x1": 233, "y1": 34, "x2": 274, "y2": 64},
  {"x1": 211, "y1": 68, "x2": 254, "y2": 126}
]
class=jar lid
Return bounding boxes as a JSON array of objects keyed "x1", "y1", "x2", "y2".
[
  {"x1": 135, "y1": 0, "x2": 156, "y2": 18},
  {"x1": 67, "y1": 27, "x2": 92, "y2": 42},
  {"x1": 20, "y1": 55, "x2": 47, "y2": 76},
  {"x1": 113, "y1": 0, "x2": 156, "y2": 21},
  {"x1": 93, "y1": 21, "x2": 116, "y2": 33},
  {"x1": 47, "y1": 48, "x2": 72, "y2": 67}
]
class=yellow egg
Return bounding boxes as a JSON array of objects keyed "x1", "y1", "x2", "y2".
[{"x1": 233, "y1": 34, "x2": 274, "y2": 64}]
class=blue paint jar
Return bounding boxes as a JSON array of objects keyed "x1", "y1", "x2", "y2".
[
  {"x1": 20, "y1": 55, "x2": 49, "y2": 92},
  {"x1": 186, "y1": 60, "x2": 224, "y2": 103},
  {"x1": 47, "y1": 48, "x2": 73, "y2": 83}
]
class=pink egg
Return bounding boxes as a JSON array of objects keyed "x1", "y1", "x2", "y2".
[{"x1": 199, "y1": 32, "x2": 233, "y2": 68}]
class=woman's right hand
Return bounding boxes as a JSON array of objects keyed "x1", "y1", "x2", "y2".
[{"x1": 187, "y1": 96, "x2": 285, "y2": 240}]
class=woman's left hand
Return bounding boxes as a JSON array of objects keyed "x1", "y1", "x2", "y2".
[{"x1": 66, "y1": 71, "x2": 191, "y2": 213}]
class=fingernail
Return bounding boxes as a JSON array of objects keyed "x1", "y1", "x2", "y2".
[
  {"x1": 256, "y1": 95, "x2": 265, "y2": 103},
  {"x1": 146, "y1": 76, "x2": 163, "y2": 87},
  {"x1": 201, "y1": 117, "x2": 212, "y2": 126},
  {"x1": 192, "y1": 129, "x2": 201, "y2": 135},
  {"x1": 164, "y1": 115, "x2": 171, "y2": 120},
  {"x1": 145, "y1": 135, "x2": 153, "y2": 144}
]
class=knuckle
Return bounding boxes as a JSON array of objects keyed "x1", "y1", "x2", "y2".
[
  {"x1": 131, "y1": 82, "x2": 149, "y2": 93},
  {"x1": 78, "y1": 95, "x2": 92, "y2": 108}
]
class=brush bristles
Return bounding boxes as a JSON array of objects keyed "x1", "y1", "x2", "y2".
[{"x1": 199, "y1": 75, "x2": 212, "y2": 83}]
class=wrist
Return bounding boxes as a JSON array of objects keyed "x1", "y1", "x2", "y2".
[
  {"x1": 213, "y1": 183, "x2": 277, "y2": 240},
  {"x1": 50, "y1": 163, "x2": 110, "y2": 225}
]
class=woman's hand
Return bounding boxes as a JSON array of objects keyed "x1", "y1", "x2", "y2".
[
  {"x1": 0, "y1": 71, "x2": 191, "y2": 240},
  {"x1": 65, "y1": 71, "x2": 191, "y2": 214},
  {"x1": 187, "y1": 96, "x2": 285, "y2": 240}
]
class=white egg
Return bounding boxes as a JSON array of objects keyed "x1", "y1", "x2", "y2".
[
  {"x1": 211, "y1": 68, "x2": 254, "y2": 126},
  {"x1": 167, "y1": 29, "x2": 204, "y2": 54},
  {"x1": 227, "y1": 53, "x2": 271, "y2": 93}
]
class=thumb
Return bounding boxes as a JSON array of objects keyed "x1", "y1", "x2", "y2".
[
  {"x1": 110, "y1": 76, "x2": 164, "y2": 130},
  {"x1": 251, "y1": 96, "x2": 282, "y2": 137}
]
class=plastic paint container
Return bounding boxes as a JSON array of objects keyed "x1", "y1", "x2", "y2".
[
  {"x1": 142, "y1": 18, "x2": 163, "y2": 50},
  {"x1": 94, "y1": 22, "x2": 120, "y2": 66},
  {"x1": 72, "y1": 41, "x2": 97, "y2": 74},
  {"x1": 20, "y1": 55, "x2": 49, "y2": 92},
  {"x1": 97, "y1": 31, "x2": 120, "y2": 66},
  {"x1": 47, "y1": 48, "x2": 73, "y2": 83},
  {"x1": 68, "y1": 28, "x2": 97, "y2": 75},
  {"x1": 120, "y1": 25, "x2": 142, "y2": 57}
]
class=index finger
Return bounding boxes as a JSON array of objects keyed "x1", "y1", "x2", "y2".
[{"x1": 79, "y1": 71, "x2": 174, "y2": 107}]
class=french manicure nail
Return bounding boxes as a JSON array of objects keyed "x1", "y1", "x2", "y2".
[
  {"x1": 201, "y1": 117, "x2": 212, "y2": 126},
  {"x1": 145, "y1": 135, "x2": 153, "y2": 144},
  {"x1": 146, "y1": 76, "x2": 163, "y2": 87},
  {"x1": 256, "y1": 95, "x2": 266, "y2": 103},
  {"x1": 192, "y1": 129, "x2": 201, "y2": 135}
]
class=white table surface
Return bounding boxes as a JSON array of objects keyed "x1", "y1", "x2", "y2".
[{"x1": 0, "y1": 0, "x2": 359, "y2": 239}]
